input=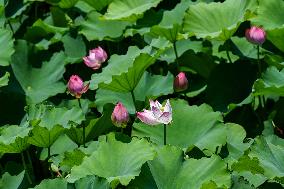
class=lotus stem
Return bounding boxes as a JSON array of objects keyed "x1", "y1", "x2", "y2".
[
  {"x1": 130, "y1": 90, "x2": 137, "y2": 112},
  {"x1": 26, "y1": 151, "x2": 35, "y2": 181},
  {"x1": 21, "y1": 152, "x2": 32, "y2": 184},
  {"x1": 257, "y1": 45, "x2": 266, "y2": 108},
  {"x1": 47, "y1": 147, "x2": 54, "y2": 178},
  {"x1": 78, "y1": 98, "x2": 86, "y2": 148},
  {"x1": 173, "y1": 41, "x2": 180, "y2": 72},
  {"x1": 226, "y1": 41, "x2": 232, "y2": 63},
  {"x1": 164, "y1": 124, "x2": 167, "y2": 145}
]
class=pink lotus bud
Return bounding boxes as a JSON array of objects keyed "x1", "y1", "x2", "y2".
[
  {"x1": 174, "y1": 72, "x2": 188, "y2": 92},
  {"x1": 245, "y1": 26, "x2": 266, "y2": 45},
  {"x1": 67, "y1": 75, "x2": 89, "y2": 98},
  {"x1": 111, "y1": 102, "x2": 129, "y2": 128},
  {"x1": 83, "y1": 46, "x2": 108, "y2": 70}
]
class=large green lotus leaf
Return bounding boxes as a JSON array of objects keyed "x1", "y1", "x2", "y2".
[
  {"x1": 266, "y1": 27, "x2": 284, "y2": 53},
  {"x1": 183, "y1": 0, "x2": 255, "y2": 40},
  {"x1": 159, "y1": 39, "x2": 203, "y2": 63},
  {"x1": 11, "y1": 40, "x2": 66, "y2": 104},
  {"x1": 0, "y1": 125, "x2": 31, "y2": 153},
  {"x1": 232, "y1": 155, "x2": 264, "y2": 176},
  {"x1": 0, "y1": 171, "x2": 25, "y2": 189},
  {"x1": 29, "y1": 178, "x2": 67, "y2": 189},
  {"x1": 104, "y1": 0, "x2": 163, "y2": 21},
  {"x1": 231, "y1": 37, "x2": 258, "y2": 59},
  {"x1": 28, "y1": 125, "x2": 65, "y2": 148},
  {"x1": 0, "y1": 29, "x2": 14, "y2": 66},
  {"x1": 0, "y1": 72, "x2": 10, "y2": 87},
  {"x1": 250, "y1": 0, "x2": 284, "y2": 30},
  {"x1": 150, "y1": 24, "x2": 181, "y2": 43},
  {"x1": 28, "y1": 105, "x2": 84, "y2": 130},
  {"x1": 253, "y1": 66, "x2": 284, "y2": 96},
  {"x1": 62, "y1": 34, "x2": 86, "y2": 64},
  {"x1": 225, "y1": 123, "x2": 251, "y2": 166},
  {"x1": 127, "y1": 164, "x2": 157, "y2": 189},
  {"x1": 95, "y1": 72, "x2": 174, "y2": 114},
  {"x1": 75, "y1": 175, "x2": 110, "y2": 189},
  {"x1": 248, "y1": 135, "x2": 284, "y2": 181},
  {"x1": 68, "y1": 133, "x2": 155, "y2": 187},
  {"x1": 133, "y1": 100, "x2": 226, "y2": 153},
  {"x1": 80, "y1": 0, "x2": 113, "y2": 11},
  {"x1": 58, "y1": 0, "x2": 78, "y2": 8},
  {"x1": 39, "y1": 134, "x2": 77, "y2": 160},
  {"x1": 99, "y1": 53, "x2": 158, "y2": 92},
  {"x1": 134, "y1": 72, "x2": 174, "y2": 102},
  {"x1": 81, "y1": 104, "x2": 117, "y2": 142},
  {"x1": 149, "y1": 0, "x2": 192, "y2": 42},
  {"x1": 30, "y1": 18, "x2": 68, "y2": 34},
  {"x1": 66, "y1": 118, "x2": 99, "y2": 145},
  {"x1": 95, "y1": 89, "x2": 134, "y2": 113},
  {"x1": 80, "y1": 11, "x2": 131, "y2": 41},
  {"x1": 89, "y1": 46, "x2": 151, "y2": 90},
  {"x1": 148, "y1": 146, "x2": 231, "y2": 189},
  {"x1": 0, "y1": 1, "x2": 4, "y2": 27},
  {"x1": 28, "y1": 105, "x2": 84, "y2": 148}
]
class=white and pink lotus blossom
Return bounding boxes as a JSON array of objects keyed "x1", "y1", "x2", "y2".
[
  {"x1": 83, "y1": 46, "x2": 107, "y2": 70},
  {"x1": 67, "y1": 75, "x2": 89, "y2": 98},
  {"x1": 137, "y1": 99, "x2": 172, "y2": 125}
]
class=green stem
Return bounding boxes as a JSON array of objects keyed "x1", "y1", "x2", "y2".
[
  {"x1": 26, "y1": 151, "x2": 35, "y2": 180},
  {"x1": 21, "y1": 152, "x2": 32, "y2": 184},
  {"x1": 226, "y1": 49, "x2": 232, "y2": 63},
  {"x1": 257, "y1": 45, "x2": 261, "y2": 76},
  {"x1": 257, "y1": 45, "x2": 266, "y2": 108},
  {"x1": 47, "y1": 147, "x2": 54, "y2": 178},
  {"x1": 6, "y1": 20, "x2": 14, "y2": 35},
  {"x1": 130, "y1": 90, "x2": 137, "y2": 112},
  {"x1": 164, "y1": 124, "x2": 167, "y2": 145},
  {"x1": 78, "y1": 98, "x2": 86, "y2": 148},
  {"x1": 173, "y1": 41, "x2": 180, "y2": 72}
]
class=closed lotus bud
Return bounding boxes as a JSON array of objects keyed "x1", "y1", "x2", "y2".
[
  {"x1": 245, "y1": 26, "x2": 266, "y2": 45},
  {"x1": 174, "y1": 72, "x2": 188, "y2": 92},
  {"x1": 111, "y1": 102, "x2": 129, "y2": 128},
  {"x1": 67, "y1": 75, "x2": 89, "y2": 98},
  {"x1": 83, "y1": 46, "x2": 108, "y2": 70}
]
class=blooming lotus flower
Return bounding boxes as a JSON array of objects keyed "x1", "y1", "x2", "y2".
[
  {"x1": 137, "y1": 99, "x2": 172, "y2": 125},
  {"x1": 67, "y1": 75, "x2": 89, "y2": 98},
  {"x1": 111, "y1": 102, "x2": 129, "y2": 128},
  {"x1": 83, "y1": 47, "x2": 107, "y2": 70},
  {"x1": 245, "y1": 26, "x2": 266, "y2": 45},
  {"x1": 174, "y1": 72, "x2": 188, "y2": 92}
]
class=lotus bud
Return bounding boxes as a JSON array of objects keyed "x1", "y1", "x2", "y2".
[
  {"x1": 245, "y1": 26, "x2": 266, "y2": 45},
  {"x1": 111, "y1": 102, "x2": 129, "y2": 128},
  {"x1": 83, "y1": 46, "x2": 108, "y2": 70},
  {"x1": 67, "y1": 75, "x2": 89, "y2": 98},
  {"x1": 174, "y1": 72, "x2": 188, "y2": 92}
]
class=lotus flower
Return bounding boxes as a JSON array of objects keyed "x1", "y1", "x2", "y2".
[
  {"x1": 137, "y1": 99, "x2": 172, "y2": 125},
  {"x1": 111, "y1": 102, "x2": 129, "y2": 128},
  {"x1": 67, "y1": 75, "x2": 89, "y2": 98},
  {"x1": 174, "y1": 72, "x2": 188, "y2": 92},
  {"x1": 245, "y1": 26, "x2": 266, "y2": 45},
  {"x1": 83, "y1": 46, "x2": 108, "y2": 70}
]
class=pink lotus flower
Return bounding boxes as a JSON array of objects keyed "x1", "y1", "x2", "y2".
[
  {"x1": 245, "y1": 26, "x2": 266, "y2": 45},
  {"x1": 137, "y1": 99, "x2": 172, "y2": 125},
  {"x1": 174, "y1": 72, "x2": 188, "y2": 92},
  {"x1": 83, "y1": 47, "x2": 107, "y2": 70},
  {"x1": 67, "y1": 75, "x2": 89, "y2": 98},
  {"x1": 111, "y1": 102, "x2": 129, "y2": 128}
]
